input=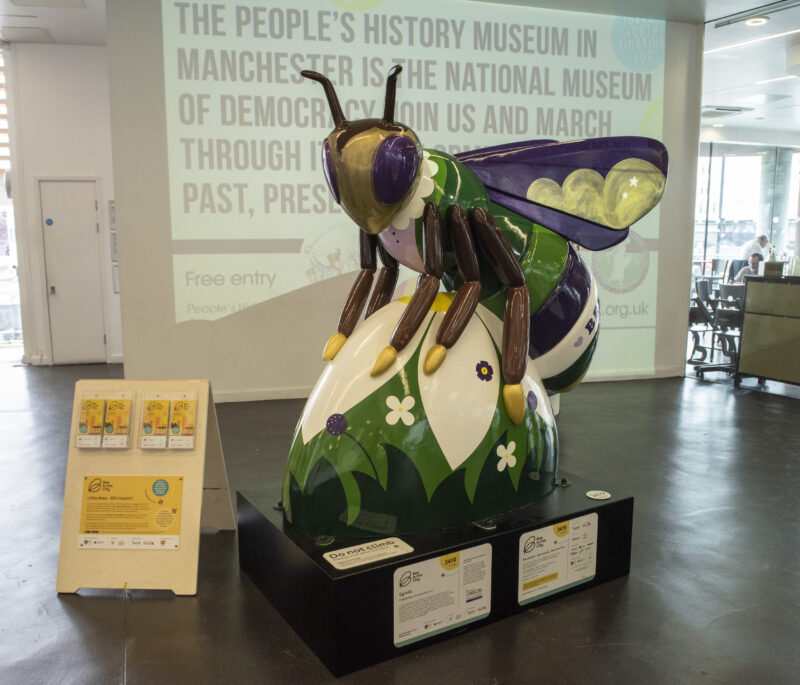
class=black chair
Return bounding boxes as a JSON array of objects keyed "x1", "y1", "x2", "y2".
[
  {"x1": 688, "y1": 279, "x2": 716, "y2": 362},
  {"x1": 718, "y1": 283, "x2": 745, "y2": 308},
  {"x1": 688, "y1": 300, "x2": 714, "y2": 362},
  {"x1": 695, "y1": 278, "x2": 714, "y2": 308},
  {"x1": 728, "y1": 259, "x2": 748, "y2": 282},
  {"x1": 691, "y1": 281, "x2": 744, "y2": 379},
  {"x1": 710, "y1": 258, "x2": 727, "y2": 278}
]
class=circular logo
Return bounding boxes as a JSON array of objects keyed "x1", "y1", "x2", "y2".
[
  {"x1": 88, "y1": 478, "x2": 102, "y2": 493},
  {"x1": 399, "y1": 571, "x2": 412, "y2": 587},
  {"x1": 592, "y1": 230, "x2": 650, "y2": 294},
  {"x1": 586, "y1": 490, "x2": 612, "y2": 500},
  {"x1": 611, "y1": 17, "x2": 665, "y2": 72},
  {"x1": 152, "y1": 479, "x2": 169, "y2": 496}
]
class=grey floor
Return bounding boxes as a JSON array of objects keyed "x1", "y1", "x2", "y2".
[{"x1": 1, "y1": 358, "x2": 799, "y2": 684}]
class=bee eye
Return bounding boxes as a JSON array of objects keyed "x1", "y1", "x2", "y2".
[
  {"x1": 322, "y1": 139, "x2": 339, "y2": 203},
  {"x1": 372, "y1": 136, "x2": 419, "y2": 205}
]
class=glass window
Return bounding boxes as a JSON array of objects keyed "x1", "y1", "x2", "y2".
[{"x1": 693, "y1": 142, "x2": 800, "y2": 276}]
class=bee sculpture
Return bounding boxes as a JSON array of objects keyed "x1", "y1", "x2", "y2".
[{"x1": 281, "y1": 65, "x2": 667, "y2": 538}]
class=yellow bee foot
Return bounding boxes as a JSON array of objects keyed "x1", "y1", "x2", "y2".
[
  {"x1": 322, "y1": 332, "x2": 347, "y2": 361},
  {"x1": 423, "y1": 344, "x2": 447, "y2": 375},
  {"x1": 370, "y1": 345, "x2": 398, "y2": 377},
  {"x1": 369, "y1": 345, "x2": 397, "y2": 376},
  {"x1": 503, "y1": 384, "x2": 525, "y2": 425}
]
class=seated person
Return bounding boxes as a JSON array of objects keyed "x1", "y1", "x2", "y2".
[{"x1": 733, "y1": 252, "x2": 763, "y2": 282}]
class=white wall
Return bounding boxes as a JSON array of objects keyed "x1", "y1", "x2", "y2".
[{"x1": 6, "y1": 43, "x2": 122, "y2": 364}]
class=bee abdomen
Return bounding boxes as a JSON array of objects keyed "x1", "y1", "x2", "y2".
[
  {"x1": 528, "y1": 246, "x2": 600, "y2": 392},
  {"x1": 529, "y1": 247, "x2": 591, "y2": 357}
]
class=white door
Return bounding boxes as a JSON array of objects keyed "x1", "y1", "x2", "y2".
[{"x1": 40, "y1": 180, "x2": 106, "y2": 363}]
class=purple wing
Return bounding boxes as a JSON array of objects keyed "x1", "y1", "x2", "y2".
[{"x1": 456, "y1": 137, "x2": 668, "y2": 251}]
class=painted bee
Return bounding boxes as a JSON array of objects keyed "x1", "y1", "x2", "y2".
[{"x1": 302, "y1": 65, "x2": 667, "y2": 424}]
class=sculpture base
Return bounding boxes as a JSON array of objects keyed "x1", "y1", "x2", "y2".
[{"x1": 237, "y1": 474, "x2": 633, "y2": 676}]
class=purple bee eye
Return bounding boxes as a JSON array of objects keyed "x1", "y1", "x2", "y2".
[
  {"x1": 322, "y1": 139, "x2": 339, "y2": 203},
  {"x1": 372, "y1": 136, "x2": 419, "y2": 205}
]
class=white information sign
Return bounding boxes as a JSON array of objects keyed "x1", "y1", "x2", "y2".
[
  {"x1": 393, "y1": 543, "x2": 491, "y2": 647},
  {"x1": 323, "y1": 537, "x2": 413, "y2": 570},
  {"x1": 518, "y1": 513, "x2": 598, "y2": 605}
]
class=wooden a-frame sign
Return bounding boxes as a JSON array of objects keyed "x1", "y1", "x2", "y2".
[{"x1": 56, "y1": 379, "x2": 235, "y2": 595}]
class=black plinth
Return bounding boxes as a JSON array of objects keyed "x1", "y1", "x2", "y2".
[{"x1": 237, "y1": 474, "x2": 633, "y2": 676}]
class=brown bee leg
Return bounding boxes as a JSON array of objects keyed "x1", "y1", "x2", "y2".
[
  {"x1": 469, "y1": 207, "x2": 530, "y2": 424},
  {"x1": 424, "y1": 204, "x2": 482, "y2": 374},
  {"x1": 323, "y1": 232, "x2": 376, "y2": 361},
  {"x1": 365, "y1": 242, "x2": 399, "y2": 318},
  {"x1": 371, "y1": 201, "x2": 441, "y2": 376}
]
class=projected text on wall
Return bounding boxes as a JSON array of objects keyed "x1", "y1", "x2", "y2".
[{"x1": 161, "y1": 0, "x2": 665, "y2": 377}]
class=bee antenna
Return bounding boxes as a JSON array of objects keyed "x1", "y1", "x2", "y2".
[
  {"x1": 301, "y1": 70, "x2": 346, "y2": 127},
  {"x1": 383, "y1": 65, "x2": 403, "y2": 123}
]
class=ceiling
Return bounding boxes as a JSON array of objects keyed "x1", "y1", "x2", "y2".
[
  {"x1": 701, "y1": 2, "x2": 800, "y2": 139},
  {"x1": 0, "y1": 0, "x2": 105, "y2": 45},
  {"x1": 0, "y1": 1, "x2": 796, "y2": 141}
]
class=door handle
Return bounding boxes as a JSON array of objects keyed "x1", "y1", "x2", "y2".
[{"x1": 49, "y1": 285, "x2": 56, "y2": 295}]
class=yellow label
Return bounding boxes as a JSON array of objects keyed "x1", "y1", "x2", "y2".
[
  {"x1": 79, "y1": 475, "x2": 183, "y2": 536},
  {"x1": 104, "y1": 399, "x2": 132, "y2": 436},
  {"x1": 439, "y1": 552, "x2": 460, "y2": 571},
  {"x1": 78, "y1": 399, "x2": 105, "y2": 435},
  {"x1": 553, "y1": 521, "x2": 570, "y2": 538},
  {"x1": 170, "y1": 400, "x2": 196, "y2": 436},
  {"x1": 142, "y1": 399, "x2": 169, "y2": 436},
  {"x1": 522, "y1": 572, "x2": 559, "y2": 591}
]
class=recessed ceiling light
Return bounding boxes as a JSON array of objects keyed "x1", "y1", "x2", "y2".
[
  {"x1": 745, "y1": 17, "x2": 769, "y2": 26},
  {"x1": 712, "y1": 123, "x2": 725, "y2": 128}
]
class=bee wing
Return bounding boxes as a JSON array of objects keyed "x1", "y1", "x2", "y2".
[{"x1": 457, "y1": 137, "x2": 668, "y2": 251}]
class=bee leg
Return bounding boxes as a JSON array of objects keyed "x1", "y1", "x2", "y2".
[
  {"x1": 469, "y1": 207, "x2": 530, "y2": 425},
  {"x1": 371, "y1": 201, "x2": 441, "y2": 376},
  {"x1": 323, "y1": 232, "x2": 377, "y2": 361},
  {"x1": 365, "y1": 243, "x2": 399, "y2": 318},
  {"x1": 424, "y1": 204, "x2": 482, "y2": 374}
]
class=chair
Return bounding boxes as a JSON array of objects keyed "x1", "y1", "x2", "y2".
[
  {"x1": 695, "y1": 278, "x2": 713, "y2": 308},
  {"x1": 688, "y1": 279, "x2": 715, "y2": 362},
  {"x1": 691, "y1": 281, "x2": 744, "y2": 379},
  {"x1": 688, "y1": 299, "x2": 714, "y2": 362},
  {"x1": 718, "y1": 283, "x2": 745, "y2": 308},
  {"x1": 728, "y1": 259, "x2": 748, "y2": 282},
  {"x1": 710, "y1": 258, "x2": 727, "y2": 278}
]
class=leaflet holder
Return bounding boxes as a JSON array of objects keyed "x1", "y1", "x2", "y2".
[{"x1": 56, "y1": 379, "x2": 235, "y2": 596}]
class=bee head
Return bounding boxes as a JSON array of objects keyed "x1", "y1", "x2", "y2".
[{"x1": 302, "y1": 65, "x2": 423, "y2": 235}]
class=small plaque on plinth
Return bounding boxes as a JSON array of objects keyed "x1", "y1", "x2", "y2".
[{"x1": 237, "y1": 473, "x2": 633, "y2": 676}]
